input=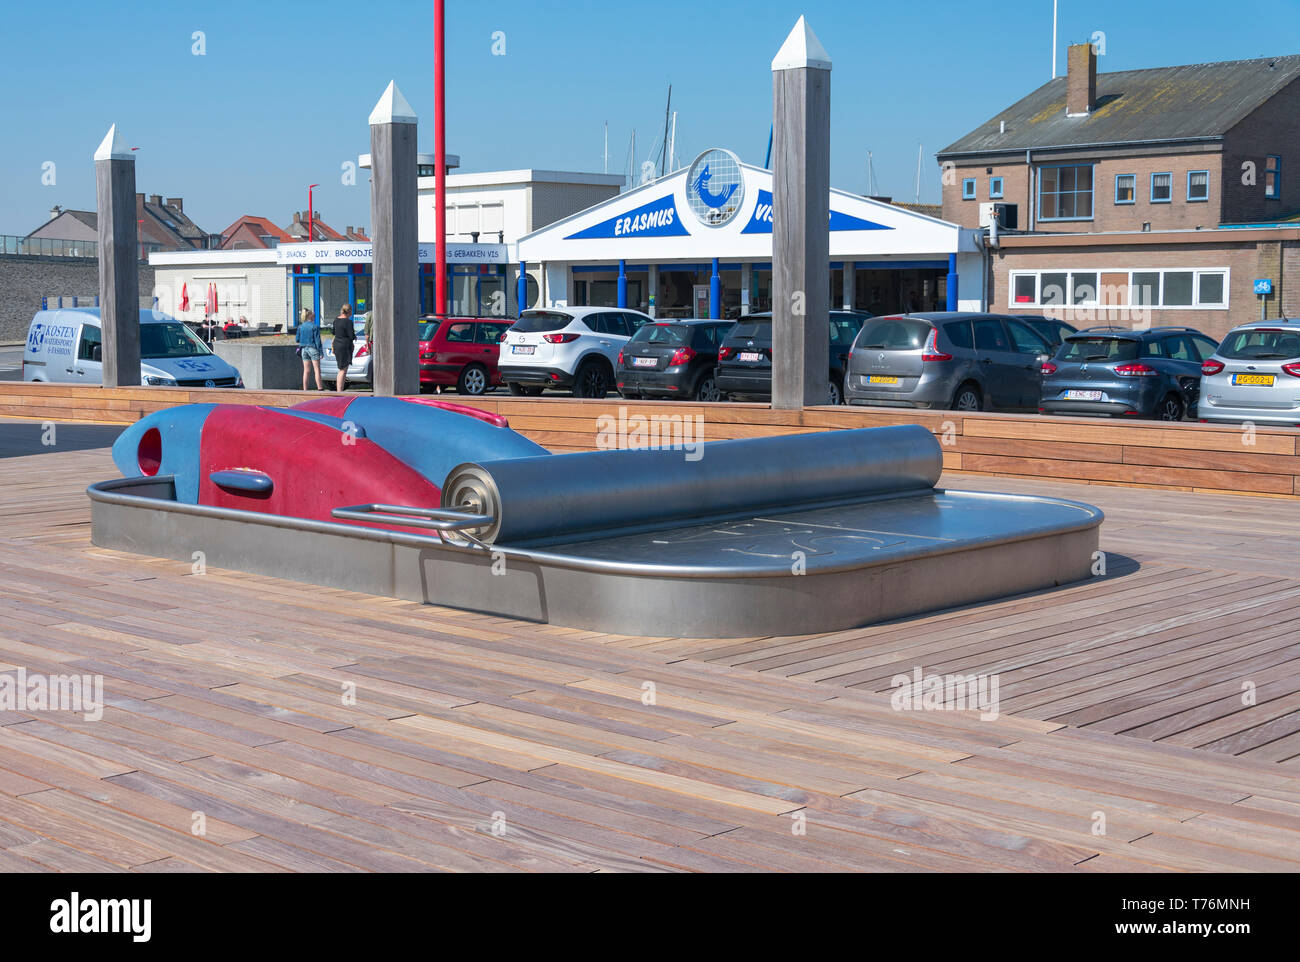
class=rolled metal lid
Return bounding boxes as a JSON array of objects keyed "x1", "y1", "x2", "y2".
[{"x1": 440, "y1": 424, "x2": 942, "y2": 546}]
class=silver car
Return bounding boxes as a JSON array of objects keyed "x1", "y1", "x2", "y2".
[
  {"x1": 1198, "y1": 318, "x2": 1300, "y2": 426},
  {"x1": 320, "y1": 318, "x2": 371, "y2": 386},
  {"x1": 845, "y1": 312, "x2": 1052, "y2": 412}
]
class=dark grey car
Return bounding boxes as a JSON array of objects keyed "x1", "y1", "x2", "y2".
[
  {"x1": 844, "y1": 312, "x2": 1053, "y2": 411},
  {"x1": 1039, "y1": 326, "x2": 1219, "y2": 420}
]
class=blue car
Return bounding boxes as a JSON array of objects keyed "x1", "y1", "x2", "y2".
[{"x1": 1039, "y1": 326, "x2": 1219, "y2": 420}]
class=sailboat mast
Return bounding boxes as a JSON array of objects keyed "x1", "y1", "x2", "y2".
[{"x1": 659, "y1": 85, "x2": 672, "y2": 177}]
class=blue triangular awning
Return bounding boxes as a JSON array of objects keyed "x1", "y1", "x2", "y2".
[
  {"x1": 564, "y1": 194, "x2": 690, "y2": 240},
  {"x1": 741, "y1": 190, "x2": 894, "y2": 234}
]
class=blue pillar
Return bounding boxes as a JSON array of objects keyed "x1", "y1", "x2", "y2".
[
  {"x1": 617, "y1": 260, "x2": 628, "y2": 308},
  {"x1": 709, "y1": 257, "x2": 721, "y2": 319},
  {"x1": 946, "y1": 253, "x2": 959, "y2": 310},
  {"x1": 517, "y1": 261, "x2": 528, "y2": 313}
]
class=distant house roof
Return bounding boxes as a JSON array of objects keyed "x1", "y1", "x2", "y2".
[
  {"x1": 939, "y1": 54, "x2": 1300, "y2": 158},
  {"x1": 25, "y1": 209, "x2": 99, "y2": 239},
  {"x1": 283, "y1": 212, "x2": 368, "y2": 243},
  {"x1": 219, "y1": 215, "x2": 292, "y2": 249},
  {"x1": 142, "y1": 197, "x2": 207, "y2": 245}
]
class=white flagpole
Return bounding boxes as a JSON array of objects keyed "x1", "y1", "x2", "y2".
[{"x1": 1052, "y1": 0, "x2": 1059, "y2": 79}]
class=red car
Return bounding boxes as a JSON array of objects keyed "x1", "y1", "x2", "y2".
[{"x1": 418, "y1": 316, "x2": 513, "y2": 395}]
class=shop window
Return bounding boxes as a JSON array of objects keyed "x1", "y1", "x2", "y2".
[
  {"x1": 1012, "y1": 274, "x2": 1037, "y2": 305},
  {"x1": 989, "y1": 177, "x2": 1004, "y2": 199},
  {"x1": 1071, "y1": 272, "x2": 1098, "y2": 305},
  {"x1": 1198, "y1": 273, "x2": 1225, "y2": 306},
  {"x1": 1266, "y1": 156, "x2": 1282, "y2": 199},
  {"x1": 1115, "y1": 174, "x2": 1136, "y2": 204},
  {"x1": 1038, "y1": 164, "x2": 1094, "y2": 220},
  {"x1": 962, "y1": 179, "x2": 976, "y2": 200},
  {"x1": 1163, "y1": 272, "x2": 1195, "y2": 306},
  {"x1": 1040, "y1": 272, "x2": 1069, "y2": 306},
  {"x1": 1132, "y1": 271, "x2": 1161, "y2": 306},
  {"x1": 1150, "y1": 173, "x2": 1173, "y2": 203},
  {"x1": 1187, "y1": 171, "x2": 1210, "y2": 202}
]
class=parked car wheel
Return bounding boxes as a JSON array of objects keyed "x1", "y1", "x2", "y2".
[
  {"x1": 457, "y1": 364, "x2": 489, "y2": 396},
  {"x1": 828, "y1": 378, "x2": 844, "y2": 406},
  {"x1": 1156, "y1": 393, "x2": 1185, "y2": 421},
  {"x1": 952, "y1": 382, "x2": 983, "y2": 412},
  {"x1": 573, "y1": 360, "x2": 612, "y2": 399},
  {"x1": 694, "y1": 371, "x2": 722, "y2": 402}
]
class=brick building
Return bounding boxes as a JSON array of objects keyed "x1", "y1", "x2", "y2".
[{"x1": 938, "y1": 46, "x2": 1300, "y2": 338}]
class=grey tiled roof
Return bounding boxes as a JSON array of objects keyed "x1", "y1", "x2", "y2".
[{"x1": 939, "y1": 54, "x2": 1300, "y2": 157}]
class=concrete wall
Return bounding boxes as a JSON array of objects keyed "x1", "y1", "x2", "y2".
[
  {"x1": 212, "y1": 341, "x2": 300, "y2": 390},
  {"x1": 0, "y1": 255, "x2": 155, "y2": 343}
]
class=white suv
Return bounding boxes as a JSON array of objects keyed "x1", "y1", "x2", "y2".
[{"x1": 500, "y1": 307, "x2": 651, "y2": 398}]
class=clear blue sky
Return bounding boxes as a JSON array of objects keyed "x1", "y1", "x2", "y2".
[{"x1": 1, "y1": 0, "x2": 1296, "y2": 237}]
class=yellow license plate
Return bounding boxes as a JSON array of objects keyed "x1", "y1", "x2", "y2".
[
  {"x1": 868, "y1": 376, "x2": 900, "y2": 385},
  {"x1": 1234, "y1": 374, "x2": 1275, "y2": 386}
]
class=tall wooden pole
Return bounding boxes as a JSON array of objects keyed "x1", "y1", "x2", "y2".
[
  {"x1": 94, "y1": 124, "x2": 141, "y2": 387},
  {"x1": 771, "y1": 17, "x2": 831, "y2": 410},
  {"x1": 434, "y1": 0, "x2": 447, "y2": 316},
  {"x1": 369, "y1": 81, "x2": 420, "y2": 396}
]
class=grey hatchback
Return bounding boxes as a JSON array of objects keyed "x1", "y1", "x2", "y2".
[
  {"x1": 844, "y1": 312, "x2": 1053, "y2": 411},
  {"x1": 1039, "y1": 326, "x2": 1218, "y2": 421},
  {"x1": 1198, "y1": 319, "x2": 1300, "y2": 426}
]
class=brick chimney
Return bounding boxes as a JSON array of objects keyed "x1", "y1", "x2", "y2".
[
  {"x1": 149, "y1": 194, "x2": 163, "y2": 206},
  {"x1": 165, "y1": 197, "x2": 183, "y2": 210},
  {"x1": 1066, "y1": 43, "x2": 1097, "y2": 117}
]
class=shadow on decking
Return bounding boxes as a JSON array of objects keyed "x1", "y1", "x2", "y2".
[{"x1": 0, "y1": 422, "x2": 123, "y2": 458}]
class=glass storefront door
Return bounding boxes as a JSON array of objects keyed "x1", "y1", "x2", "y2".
[
  {"x1": 319, "y1": 274, "x2": 352, "y2": 326},
  {"x1": 293, "y1": 276, "x2": 317, "y2": 328}
]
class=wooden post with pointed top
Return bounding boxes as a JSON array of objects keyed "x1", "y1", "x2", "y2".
[
  {"x1": 368, "y1": 81, "x2": 420, "y2": 397},
  {"x1": 771, "y1": 16, "x2": 831, "y2": 410},
  {"x1": 94, "y1": 125, "x2": 141, "y2": 387}
]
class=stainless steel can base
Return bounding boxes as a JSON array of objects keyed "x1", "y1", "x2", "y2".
[{"x1": 89, "y1": 476, "x2": 1103, "y2": 639}]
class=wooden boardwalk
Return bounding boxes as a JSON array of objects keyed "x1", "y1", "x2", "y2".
[{"x1": 1, "y1": 420, "x2": 1299, "y2": 871}]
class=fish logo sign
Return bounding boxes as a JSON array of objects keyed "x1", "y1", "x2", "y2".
[
  {"x1": 686, "y1": 148, "x2": 745, "y2": 227},
  {"x1": 693, "y1": 164, "x2": 738, "y2": 210}
]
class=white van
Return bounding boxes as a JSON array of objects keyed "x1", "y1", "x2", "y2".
[{"x1": 23, "y1": 308, "x2": 243, "y2": 387}]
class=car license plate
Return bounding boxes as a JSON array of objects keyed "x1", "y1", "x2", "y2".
[
  {"x1": 738, "y1": 351, "x2": 763, "y2": 362},
  {"x1": 1233, "y1": 374, "x2": 1275, "y2": 386},
  {"x1": 1065, "y1": 390, "x2": 1103, "y2": 401},
  {"x1": 867, "y1": 376, "x2": 900, "y2": 385},
  {"x1": 512, "y1": 344, "x2": 535, "y2": 355},
  {"x1": 633, "y1": 357, "x2": 657, "y2": 368}
]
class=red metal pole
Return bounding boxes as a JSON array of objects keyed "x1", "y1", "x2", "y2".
[{"x1": 434, "y1": 0, "x2": 447, "y2": 316}]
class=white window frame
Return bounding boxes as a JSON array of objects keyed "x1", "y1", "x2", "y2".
[{"x1": 1008, "y1": 267, "x2": 1231, "y2": 311}]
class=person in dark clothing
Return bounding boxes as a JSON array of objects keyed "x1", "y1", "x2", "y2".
[{"x1": 331, "y1": 303, "x2": 355, "y2": 392}]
